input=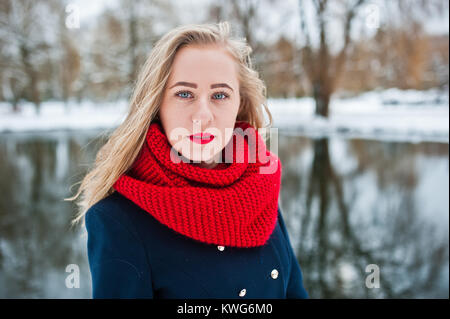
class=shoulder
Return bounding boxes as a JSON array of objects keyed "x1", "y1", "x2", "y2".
[
  {"x1": 276, "y1": 204, "x2": 290, "y2": 240},
  {"x1": 86, "y1": 191, "x2": 133, "y2": 220},
  {"x1": 84, "y1": 192, "x2": 142, "y2": 242},
  {"x1": 84, "y1": 192, "x2": 154, "y2": 298}
]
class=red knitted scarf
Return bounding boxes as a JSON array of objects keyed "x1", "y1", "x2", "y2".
[{"x1": 112, "y1": 121, "x2": 282, "y2": 248}]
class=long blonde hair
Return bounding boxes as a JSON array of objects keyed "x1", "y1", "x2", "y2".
[{"x1": 65, "y1": 21, "x2": 273, "y2": 227}]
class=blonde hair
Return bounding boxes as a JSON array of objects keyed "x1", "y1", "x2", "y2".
[{"x1": 65, "y1": 21, "x2": 273, "y2": 227}]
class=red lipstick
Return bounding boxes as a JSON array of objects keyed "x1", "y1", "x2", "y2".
[{"x1": 189, "y1": 133, "x2": 215, "y2": 144}]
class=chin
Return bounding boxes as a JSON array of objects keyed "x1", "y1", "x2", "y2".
[
  {"x1": 181, "y1": 141, "x2": 220, "y2": 162},
  {"x1": 188, "y1": 153, "x2": 216, "y2": 163}
]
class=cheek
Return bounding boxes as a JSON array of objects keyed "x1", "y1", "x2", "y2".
[
  {"x1": 161, "y1": 100, "x2": 192, "y2": 127},
  {"x1": 161, "y1": 121, "x2": 188, "y2": 150},
  {"x1": 166, "y1": 129, "x2": 191, "y2": 157},
  {"x1": 159, "y1": 100, "x2": 177, "y2": 120},
  {"x1": 216, "y1": 122, "x2": 237, "y2": 147},
  {"x1": 160, "y1": 104, "x2": 186, "y2": 134}
]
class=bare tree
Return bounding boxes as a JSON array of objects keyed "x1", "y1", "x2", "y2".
[
  {"x1": 298, "y1": 0, "x2": 367, "y2": 117},
  {"x1": 230, "y1": 0, "x2": 258, "y2": 52},
  {"x1": 82, "y1": 0, "x2": 175, "y2": 101},
  {"x1": 0, "y1": 0, "x2": 60, "y2": 114},
  {"x1": 209, "y1": 0, "x2": 278, "y2": 63},
  {"x1": 298, "y1": 0, "x2": 448, "y2": 117}
]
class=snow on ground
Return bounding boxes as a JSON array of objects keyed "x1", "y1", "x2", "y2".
[
  {"x1": 0, "y1": 88, "x2": 448, "y2": 143},
  {"x1": 0, "y1": 99, "x2": 129, "y2": 133},
  {"x1": 270, "y1": 88, "x2": 449, "y2": 143}
]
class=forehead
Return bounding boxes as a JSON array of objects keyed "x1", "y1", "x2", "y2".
[{"x1": 168, "y1": 45, "x2": 239, "y2": 85}]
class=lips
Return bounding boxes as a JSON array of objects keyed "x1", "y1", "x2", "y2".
[{"x1": 189, "y1": 133, "x2": 215, "y2": 144}]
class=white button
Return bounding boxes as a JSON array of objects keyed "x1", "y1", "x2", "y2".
[
  {"x1": 271, "y1": 269, "x2": 279, "y2": 279},
  {"x1": 217, "y1": 245, "x2": 225, "y2": 251},
  {"x1": 239, "y1": 288, "x2": 246, "y2": 297}
]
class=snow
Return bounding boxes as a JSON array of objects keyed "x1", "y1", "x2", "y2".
[
  {"x1": 0, "y1": 99, "x2": 128, "y2": 133},
  {"x1": 0, "y1": 88, "x2": 448, "y2": 143},
  {"x1": 269, "y1": 88, "x2": 449, "y2": 143}
]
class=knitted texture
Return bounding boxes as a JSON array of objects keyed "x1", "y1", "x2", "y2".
[{"x1": 112, "y1": 121, "x2": 282, "y2": 248}]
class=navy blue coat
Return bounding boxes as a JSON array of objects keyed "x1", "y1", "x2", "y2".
[{"x1": 85, "y1": 191, "x2": 308, "y2": 299}]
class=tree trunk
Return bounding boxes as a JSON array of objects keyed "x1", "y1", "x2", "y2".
[
  {"x1": 12, "y1": 100, "x2": 20, "y2": 113},
  {"x1": 30, "y1": 71, "x2": 40, "y2": 115},
  {"x1": 20, "y1": 44, "x2": 41, "y2": 115},
  {"x1": 313, "y1": 82, "x2": 330, "y2": 117}
]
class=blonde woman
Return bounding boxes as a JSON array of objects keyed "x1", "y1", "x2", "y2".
[{"x1": 67, "y1": 21, "x2": 308, "y2": 299}]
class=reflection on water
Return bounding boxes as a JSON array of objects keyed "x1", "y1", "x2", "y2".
[
  {"x1": 0, "y1": 130, "x2": 448, "y2": 298},
  {"x1": 0, "y1": 130, "x2": 111, "y2": 298}
]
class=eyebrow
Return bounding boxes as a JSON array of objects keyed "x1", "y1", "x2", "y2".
[{"x1": 168, "y1": 81, "x2": 234, "y2": 91}]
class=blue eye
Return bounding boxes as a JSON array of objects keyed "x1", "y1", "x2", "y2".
[
  {"x1": 174, "y1": 91, "x2": 229, "y2": 100},
  {"x1": 213, "y1": 92, "x2": 229, "y2": 100},
  {"x1": 176, "y1": 91, "x2": 192, "y2": 99}
]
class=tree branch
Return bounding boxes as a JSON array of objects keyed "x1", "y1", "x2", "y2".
[{"x1": 331, "y1": 0, "x2": 367, "y2": 91}]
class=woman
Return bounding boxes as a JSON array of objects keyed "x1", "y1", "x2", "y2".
[{"x1": 68, "y1": 21, "x2": 308, "y2": 299}]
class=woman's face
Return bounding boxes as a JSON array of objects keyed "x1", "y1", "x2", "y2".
[{"x1": 159, "y1": 44, "x2": 240, "y2": 168}]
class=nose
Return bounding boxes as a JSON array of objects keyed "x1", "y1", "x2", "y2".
[{"x1": 191, "y1": 95, "x2": 213, "y2": 128}]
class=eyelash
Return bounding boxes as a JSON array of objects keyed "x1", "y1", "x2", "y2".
[{"x1": 174, "y1": 90, "x2": 230, "y2": 101}]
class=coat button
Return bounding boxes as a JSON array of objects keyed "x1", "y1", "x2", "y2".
[
  {"x1": 217, "y1": 245, "x2": 225, "y2": 251},
  {"x1": 271, "y1": 269, "x2": 279, "y2": 279},
  {"x1": 239, "y1": 288, "x2": 246, "y2": 297}
]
